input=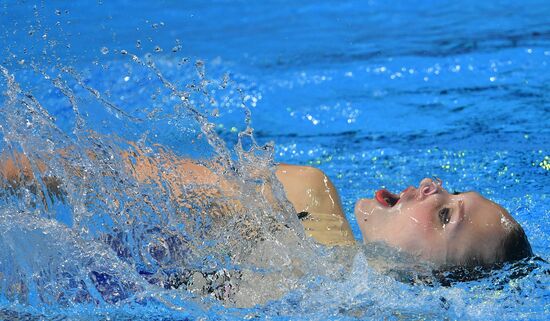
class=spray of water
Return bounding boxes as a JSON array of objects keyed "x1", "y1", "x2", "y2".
[{"x1": 4, "y1": 4, "x2": 541, "y2": 320}]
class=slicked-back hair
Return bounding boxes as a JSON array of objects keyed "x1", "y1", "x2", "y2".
[{"x1": 498, "y1": 224, "x2": 533, "y2": 263}]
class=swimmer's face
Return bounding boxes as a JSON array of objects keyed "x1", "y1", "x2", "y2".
[{"x1": 354, "y1": 178, "x2": 518, "y2": 266}]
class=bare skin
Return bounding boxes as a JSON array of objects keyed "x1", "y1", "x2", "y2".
[
  {"x1": 275, "y1": 164, "x2": 355, "y2": 245},
  {"x1": 0, "y1": 149, "x2": 354, "y2": 246},
  {"x1": 125, "y1": 152, "x2": 355, "y2": 245},
  {"x1": 354, "y1": 178, "x2": 521, "y2": 266},
  {"x1": 0, "y1": 150, "x2": 525, "y2": 265}
]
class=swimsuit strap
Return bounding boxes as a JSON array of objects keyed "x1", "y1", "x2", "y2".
[{"x1": 297, "y1": 211, "x2": 309, "y2": 220}]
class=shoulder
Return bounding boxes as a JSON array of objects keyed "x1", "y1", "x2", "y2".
[
  {"x1": 275, "y1": 164, "x2": 327, "y2": 185},
  {"x1": 274, "y1": 163, "x2": 339, "y2": 210}
]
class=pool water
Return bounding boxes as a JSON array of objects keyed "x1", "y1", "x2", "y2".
[{"x1": 0, "y1": 0, "x2": 549, "y2": 320}]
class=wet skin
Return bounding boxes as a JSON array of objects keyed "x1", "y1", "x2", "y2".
[
  {"x1": 0, "y1": 150, "x2": 521, "y2": 265},
  {"x1": 354, "y1": 178, "x2": 519, "y2": 266}
]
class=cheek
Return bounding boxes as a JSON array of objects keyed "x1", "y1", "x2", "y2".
[
  {"x1": 393, "y1": 207, "x2": 441, "y2": 245},
  {"x1": 399, "y1": 204, "x2": 436, "y2": 229}
]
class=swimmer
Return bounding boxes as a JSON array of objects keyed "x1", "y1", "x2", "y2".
[
  {"x1": 276, "y1": 165, "x2": 532, "y2": 268},
  {"x1": 0, "y1": 149, "x2": 532, "y2": 269}
]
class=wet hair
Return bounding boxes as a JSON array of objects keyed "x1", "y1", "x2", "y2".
[
  {"x1": 430, "y1": 223, "x2": 535, "y2": 286},
  {"x1": 373, "y1": 232, "x2": 538, "y2": 287},
  {"x1": 459, "y1": 221, "x2": 533, "y2": 267},
  {"x1": 431, "y1": 256, "x2": 543, "y2": 287},
  {"x1": 497, "y1": 224, "x2": 533, "y2": 263}
]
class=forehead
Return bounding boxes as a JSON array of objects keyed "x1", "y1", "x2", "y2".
[
  {"x1": 464, "y1": 193, "x2": 511, "y2": 228},
  {"x1": 449, "y1": 192, "x2": 511, "y2": 263}
]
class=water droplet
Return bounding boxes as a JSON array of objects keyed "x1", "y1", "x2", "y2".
[
  {"x1": 172, "y1": 45, "x2": 182, "y2": 53},
  {"x1": 152, "y1": 22, "x2": 165, "y2": 29},
  {"x1": 100, "y1": 47, "x2": 109, "y2": 55},
  {"x1": 211, "y1": 108, "x2": 219, "y2": 117},
  {"x1": 136, "y1": 40, "x2": 141, "y2": 49},
  {"x1": 219, "y1": 76, "x2": 230, "y2": 89},
  {"x1": 120, "y1": 50, "x2": 128, "y2": 55},
  {"x1": 18, "y1": 59, "x2": 25, "y2": 65},
  {"x1": 123, "y1": 76, "x2": 130, "y2": 82},
  {"x1": 55, "y1": 9, "x2": 61, "y2": 15},
  {"x1": 154, "y1": 46, "x2": 162, "y2": 52}
]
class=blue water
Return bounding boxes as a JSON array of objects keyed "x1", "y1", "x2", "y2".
[{"x1": 1, "y1": 0, "x2": 549, "y2": 320}]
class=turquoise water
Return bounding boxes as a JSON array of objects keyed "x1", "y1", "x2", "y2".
[{"x1": 0, "y1": 1, "x2": 549, "y2": 320}]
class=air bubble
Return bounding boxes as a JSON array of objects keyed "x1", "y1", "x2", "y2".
[
  {"x1": 152, "y1": 22, "x2": 165, "y2": 29},
  {"x1": 100, "y1": 47, "x2": 109, "y2": 55}
]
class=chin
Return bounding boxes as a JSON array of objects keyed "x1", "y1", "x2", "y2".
[
  {"x1": 354, "y1": 198, "x2": 377, "y2": 241},
  {"x1": 354, "y1": 198, "x2": 370, "y2": 219}
]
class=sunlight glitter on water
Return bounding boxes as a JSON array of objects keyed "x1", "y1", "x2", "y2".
[{"x1": 1, "y1": 1, "x2": 549, "y2": 320}]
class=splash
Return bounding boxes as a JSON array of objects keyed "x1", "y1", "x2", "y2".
[
  {"x1": 2, "y1": 3, "x2": 545, "y2": 320},
  {"x1": 0, "y1": 5, "x2": 329, "y2": 312}
]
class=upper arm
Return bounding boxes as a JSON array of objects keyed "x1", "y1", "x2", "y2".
[
  {"x1": 275, "y1": 164, "x2": 343, "y2": 215},
  {"x1": 275, "y1": 164, "x2": 355, "y2": 245}
]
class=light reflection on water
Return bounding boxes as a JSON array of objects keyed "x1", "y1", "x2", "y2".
[{"x1": 0, "y1": 1, "x2": 549, "y2": 320}]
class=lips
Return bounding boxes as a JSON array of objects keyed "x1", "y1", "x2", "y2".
[{"x1": 375, "y1": 189, "x2": 401, "y2": 207}]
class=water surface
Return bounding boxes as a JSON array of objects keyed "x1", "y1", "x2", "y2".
[{"x1": 0, "y1": 1, "x2": 549, "y2": 320}]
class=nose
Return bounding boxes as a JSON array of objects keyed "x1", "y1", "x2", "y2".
[{"x1": 418, "y1": 178, "x2": 440, "y2": 199}]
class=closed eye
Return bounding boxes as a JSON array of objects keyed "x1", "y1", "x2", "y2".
[{"x1": 438, "y1": 208, "x2": 451, "y2": 225}]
